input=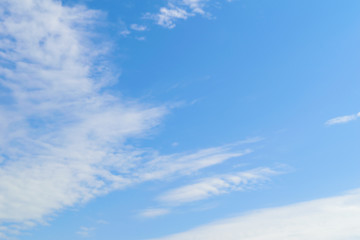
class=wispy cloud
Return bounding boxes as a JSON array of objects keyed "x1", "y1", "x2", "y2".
[
  {"x1": 136, "y1": 36, "x2": 146, "y2": 41},
  {"x1": 0, "y1": 0, "x2": 160, "y2": 236},
  {"x1": 325, "y1": 112, "x2": 360, "y2": 126},
  {"x1": 145, "y1": 0, "x2": 210, "y2": 29},
  {"x1": 0, "y1": 0, "x2": 166, "y2": 231},
  {"x1": 77, "y1": 226, "x2": 95, "y2": 238},
  {"x1": 182, "y1": 0, "x2": 208, "y2": 14},
  {"x1": 96, "y1": 220, "x2": 108, "y2": 225},
  {"x1": 130, "y1": 24, "x2": 147, "y2": 31},
  {"x1": 0, "y1": 0, "x2": 267, "y2": 237},
  {"x1": 135, "y1": 147, "x2": 253, "y2": 182},
  {"x1": 138, "y1": 208, "x2": 171, "y2": 218},
  {"x1": 151, "y1": 189, "x2": 360, "y2": 240},
  {"x1": 147, "y1": 4, "x2": 190, "y2": 29},
  {"x1": 158, "y1": 168, "x2": 280, "y2": 205}
]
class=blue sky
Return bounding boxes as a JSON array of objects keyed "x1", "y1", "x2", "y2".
[{"x1": 0, "y1": 0, "x2": 360, "y2": 239}]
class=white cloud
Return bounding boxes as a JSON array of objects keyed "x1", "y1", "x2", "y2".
[
  {"x1": 158, "y1": 168, "x2": 279, "y2": 205},
  {"x1": 130, "y1": 24, "x2": 147, "y2": 31},
  {"x1": 135, "y1": 147, "x2": 253, "y2": 182},
  {"x1": 0, "y1": 0, "x2": 166, "y2": 228},
  {"x1": 182, "y1": 0, "x2": 208, "y2": 14},
  {"x1": 136, "y1": 36, "x2": 146, "y2": 41},
  {"x1": 96, "y1": 220, "x2": 108, "y2": 225},
  {"x1": 325, "y1": 112, "x2": 360, "y2": 126},
  {"x1": 139, "y1": 208, "x2": 171, "y2": 218},
  {"x1": 148, "y1": 4, "x2": 191, "y2": 29},
  {"x1": 0, "y1": 0, "x2": 265, "y2": 237},
  {"x1": 151, "y1": 189, "x2": 360, "y2": 240},
  {"x1": 77, "y1": 226, "x2": 95, "y2": 237},
  {"x1": 117, "y1": 19, "x2": 131, "y2": 37},
  {"x1": 119, "y1": 29, "x2": 131, "y2": 37},
  {"x1": 146, "y1": 0, "x2": 212, "y2": 28}
]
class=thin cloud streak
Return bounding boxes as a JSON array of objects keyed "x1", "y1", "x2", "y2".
[
  {"x1": 136, "y1": 148, "x2": 253, "y2": 182},
  {"x1": 325, "y1": 112, "x2": 360, "y2": 126},
  {"x1": 139, "y1": 208, "x2": 171, "y2": 218},
  {"x1": 152, "y1": 189, "x2": 360, "y2": 240},
  {"x1": 158, "y1": 168, "x2": 280, "y2": 205}
]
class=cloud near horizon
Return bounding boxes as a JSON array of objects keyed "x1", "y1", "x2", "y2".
[{"x1": 151, "y1": 189, "x2": 360, "y2": 240}]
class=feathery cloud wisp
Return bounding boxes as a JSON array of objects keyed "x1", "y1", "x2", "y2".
[
  {"x1": 0, "y1": 0, "x2": 269, "y2": 237},
  {"x1": 325, "y1": 112, "x2": 360, "y2": 126},
  {"x1": 0, "y1": 0, "x2": 165, "y2": 229},
  {"x1": 158, "y1": 168, "x2": 279, "y2": 205},
  {"x1": 130, "y1": 24, "x2": 147, "y2": 31},
  {"x1": 146, "y1": 0, "x2": 210, "y2": 29}
]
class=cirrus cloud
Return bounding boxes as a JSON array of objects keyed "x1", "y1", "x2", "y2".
[{"x1": 325, "y1": 112, "x2": 360, "y2": 126}]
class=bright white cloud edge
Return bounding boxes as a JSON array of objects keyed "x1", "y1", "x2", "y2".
[{"x1": 151, "y1": 189, "x2": 360, "y2": 240}]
